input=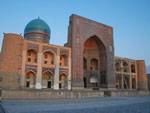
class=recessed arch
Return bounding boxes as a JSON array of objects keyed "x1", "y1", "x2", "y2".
[
  {"x1": 25, "y1": 70, "x2": 36, "y2": 88},
  {"x1": 26, "y1": 49, "x2": 37, "y2": 63},
  {"x1": 59, "y1": 73, "x2": 68, "y2": 89},
  {"x1": 82, "y1": 35, "x2": 107, "y2": 49},
  {"x1": 42, "y1": 70, "x2": 54, "y2": 75},
  {"x1": 131, "y1": 64, "x2": 136, "y2": 73},
  {"x1": 60, "y1": 54, "x2": 68, "y2": 67},
  {"x1": 43, "y1": 50, "x2": 55, "y2": 65},
  {"x1": 43, "y1": 49, "x2": 56, "y2": 56},
  {"x1": 83, "y1": 35, "x2": 107, "y2": 88},
  {"x1": 42, "y1": 71, "x2": 54, "y2": 89}
]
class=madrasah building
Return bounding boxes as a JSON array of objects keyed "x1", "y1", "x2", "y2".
[{"x1": 0, "y1": 14, "x2": 148, "y2": 91}]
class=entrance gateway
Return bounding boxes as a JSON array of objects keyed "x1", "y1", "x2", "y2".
[
  {"x1": 66, "y1": 14, "x2": 116, "y2": 89},
  {"x1": 83, "y1": 36, "x2": 107, "y2": 88}
]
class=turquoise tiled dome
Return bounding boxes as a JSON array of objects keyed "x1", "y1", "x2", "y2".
[
  {"x1": 24, "y1": 18, "x2": 50, "y2": 43},
  {"x1": 24, "y1": 18, "x2": 50, "y2": 36}
]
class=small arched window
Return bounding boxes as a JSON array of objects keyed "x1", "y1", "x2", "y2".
[
  {"x1": 115, "y1": 62, "x2": 121, "y2": 71},
  {"x1": 60, "y1": 55, "x2": 68, "y2": 67},
  {"x1": 90, "y1": 58, "x2": 98, "y2": 70},
  {"x1": 43, "y1": 51, "x2": 54, "y2": 65},
  {"x1": 131, "y1": 64, "x2": 136, "y2": 73},
  {"x1": 59, "y1": 73, "x2": 67, "y2": 89},
  {"x1": 123, "y1": 61, "x2": 128, "y2": 67},
  {"x1": 27, "y1": 49, "x2": 37, "y2": 63}
]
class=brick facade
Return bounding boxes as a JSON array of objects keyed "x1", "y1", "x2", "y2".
[
  {"x1": 0, "y1": 14, "x2": 148, "y2": 91},
  {"x1": 66, "y1": 14, "x2": 116, "y2": 89}
]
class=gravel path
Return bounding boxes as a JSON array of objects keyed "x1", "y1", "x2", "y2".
[{"x1": 1, "y1": 96, "x2": 150, "y2": 113}]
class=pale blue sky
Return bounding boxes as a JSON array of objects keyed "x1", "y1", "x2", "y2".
[{"x1": 0, "y1": 0, "x2": 150, "y2": 72}]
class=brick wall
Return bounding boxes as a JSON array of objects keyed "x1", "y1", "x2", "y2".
[
  {"x1": 136, "y1": 60, "x2": 148, "y2": 90},
  {"x1": 0, "y1": 33, "x2": 23, "y2": 89}
]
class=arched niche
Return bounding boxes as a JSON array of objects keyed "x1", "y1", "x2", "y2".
[
  {"x1": 26, "y1": 49, "x2": 37, "y2": 63},
  {"x1": 25, "y1": 71, "x2": 36, "y2": 88},
  {"x1": 42, "y1": 71, "x2": 53, "y2": 89},
  {"x1": 83, "y1": 36, "x2": 107, "y2": 88}
]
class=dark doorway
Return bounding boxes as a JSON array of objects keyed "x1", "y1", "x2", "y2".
[
  {"x1": 48, "y1": 81, "x2": 51, "y2": 88},
  {"x1": 83, "y1": 77, "x2": 87, "y2": 88},
  {"x1": 26, "y1": 81, "x2": 30, "y2": 88},
  {"x1": 59, "y1": 83, "x2": 62, "y2": 89},
  {"x1": 132, "y1": 78, "x2": 136, "y2": 89}
]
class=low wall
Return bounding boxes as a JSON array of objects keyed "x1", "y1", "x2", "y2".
[
  {"x1": 1, "y1": 89, "x2": 149, "y2": 100},
  {"x1": 105, "y1": 90, "x2": 150, "y2": 97},
  {"x1": 1, "y1": 89, "x2": 104, "y2": 100}
]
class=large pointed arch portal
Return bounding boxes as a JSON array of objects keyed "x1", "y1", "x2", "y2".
[
  {"x1": 83, "y1": 36, "x2": 107, "y2": 88},
  {"x1": 67, "y1": 14, "x2": 116, "y2": 89}
]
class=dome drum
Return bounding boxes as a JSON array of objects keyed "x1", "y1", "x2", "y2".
[{"x1": 24, "y1": 32, "x2": 49, "y2": 43}]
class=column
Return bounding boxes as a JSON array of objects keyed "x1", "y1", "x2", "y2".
[
  {"x1": 53, "y1": 48, "x2": 60, "y2": 90},
  {"x1": 121, "y1": 74, "x2": 124, "y2": 89},
  {"x1": 129, "y1": 62, "x2": 132, "y2": 90},
  {"x1": 121, "y1": 61, "x2": 124, "y2": 89},
  {"x1": 135, "y1": 62, "x2": 138, "y2": 89},
  {"x1": 21, "y1": 50, "x2": 26, "y2": 88},
  {"x1": 68, "y1": 49, "x2": 72, "y2": 90},
  {"x1": 35, "y1": 45, "x2": 43, "y2": 89},
  {"x1": 106, "y1": 48, "x2": 116, "y2": 89}
]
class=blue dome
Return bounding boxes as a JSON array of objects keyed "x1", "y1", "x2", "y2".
[
  {"x1": 24, "y1": 18, "x2": 51, "y2": 43},
  {"x1": 24, "y1": 18, "x2": 50, "y2": 36}
]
